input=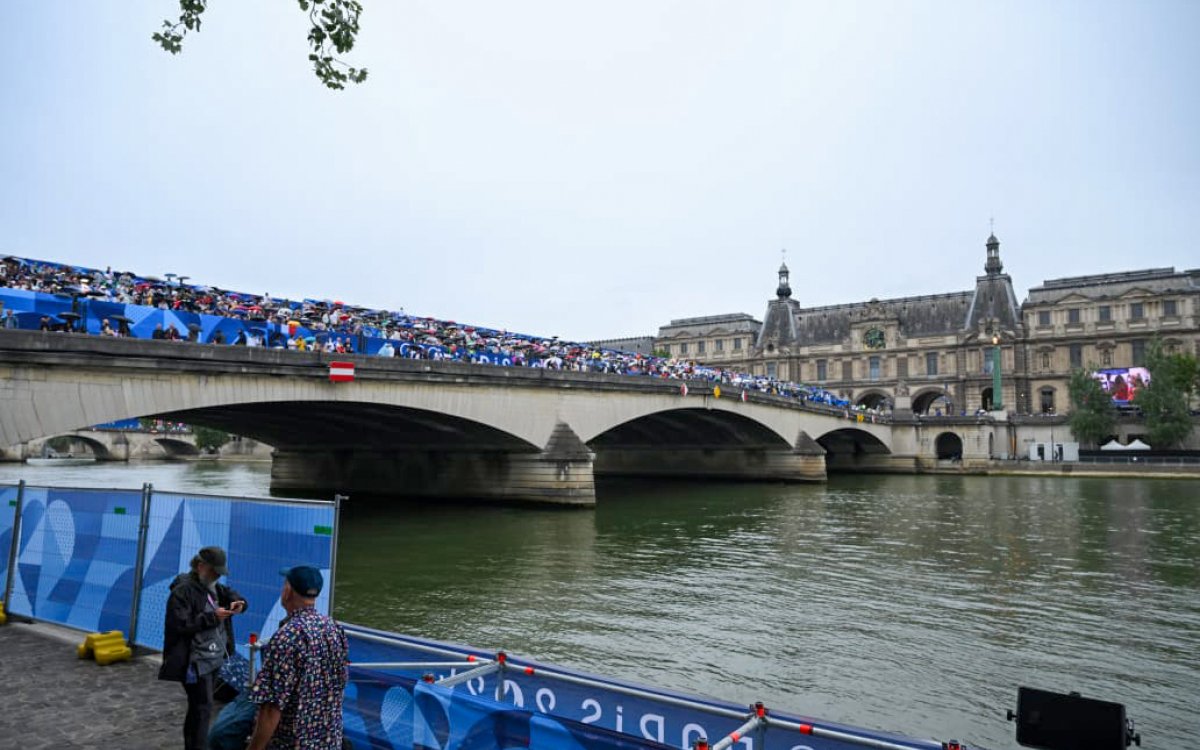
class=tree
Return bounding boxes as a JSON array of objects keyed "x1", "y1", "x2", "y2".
[
  {"x1": 1067, "y1": 366, "x2": 1116, "y2": 446},
  {"x1": 192, "y1": 424, "x2": 232, "y2": 454},
  {"x1": 154, "y1": 0, "x2": 368, "y2": 90},
  {"x1": 1133, "y1": 340, "x2": 1198, "y2": 448}
]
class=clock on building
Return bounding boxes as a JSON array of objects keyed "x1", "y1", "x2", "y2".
[{"x1": 864, "y1": 328, "x2": 886, "y2": 350}]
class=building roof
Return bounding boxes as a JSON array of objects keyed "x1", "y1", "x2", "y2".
[
  {"x1": 1026, "y1": 267, "x2": 1200, "y2": 304},
  {"x1": 658, "y1": 313, "x2": 761, "y2": 338},
  {"x1": 586, "y1": 335, "x2": 656, "y2": 355},
  {"x1": 787, "y1": 291, "x2": 975, "y2": 345}
]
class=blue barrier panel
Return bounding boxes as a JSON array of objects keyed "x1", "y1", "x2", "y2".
[
  {"x1": 0, "y1": 288, "x2": 72, "y2": 319},
  {"x1": 342, "y1": 671, "x2": 678, "y2": 750},
  {"x1": 341, "y1": 626, "x2": 943, "y2": 750},
  {"x1": 6, "y1": 486, "x2": 144, "y2": 633},
  {"x1": 0, "y1": 484, "x2": 18, "y2": 596},
  {"x1": 134, "y1": 492, "x2": 336, "y2": 655},
  {"x1": 343, "y1": 676, "x2": 681, "y2": 750}
]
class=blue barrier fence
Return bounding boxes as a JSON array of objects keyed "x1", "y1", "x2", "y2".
[
  {"x1": 337, "y1": 625, "x2": 944, "y2": 750},
  {"x1": 0, "y1": 482, "x2": 337, "y2": 655}
]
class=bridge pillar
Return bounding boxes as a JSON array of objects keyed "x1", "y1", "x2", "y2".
[{"x1": 270, "y1": 422, "x2": 596, "y2": 507}]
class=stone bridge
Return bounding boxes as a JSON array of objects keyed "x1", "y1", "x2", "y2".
[
  {"x1": 8, "y1": 428, "x2": 273, "y2": 462},
  {"x1": 0, "y1": 331, "x2": 1002, "y2": 506}
]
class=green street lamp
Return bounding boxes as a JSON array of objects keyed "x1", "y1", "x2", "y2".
[{"x1": 991, "y1": 332, "x2": 1003, "y2": 411}]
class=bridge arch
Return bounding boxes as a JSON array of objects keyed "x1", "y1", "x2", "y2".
[
  {"x1": 158, "y1": 400, "x2": 541, "y2": 453},
  {"x1": 912, "y1": 387, "x2": 952, "y2": 416},
  {"x1": 40, "y1": 434, "x2": 113, "y2": 460},
  {"x1": 935, "y1": 432, "x2": 963, "y2": 460},
  {"x1": 815, "y1": 427, "x2": 891, "y2": 456},
  {"x1": 587, "y1": 408, "x2": 793, "y2": 450},
  {"x1": 154, "y1": 437, "x2": 201, "y2": 458},
  {"x1": 854, "y1": 389, "x2": 891, "y2": 410},
  {"x1": 586, "y1": 407, "x2": 824, "y2": 483}
]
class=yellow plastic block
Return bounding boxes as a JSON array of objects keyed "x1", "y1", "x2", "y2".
[
  {"x1": 94, "y1": 643, "x2": 133, "y2": 665},
  {"x1": 78, "y1": 630, "x2": 126, "y2": 660}
]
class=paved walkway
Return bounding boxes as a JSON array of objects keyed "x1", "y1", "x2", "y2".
[{"x1": 0, "y1": 620, "x2": 183, "y2": 749}]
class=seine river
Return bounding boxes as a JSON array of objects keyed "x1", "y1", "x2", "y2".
[{"x1": 3, "y1": 461, "x2": 1197, "y2": 749}]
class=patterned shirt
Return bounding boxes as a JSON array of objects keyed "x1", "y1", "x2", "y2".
[{"x1": 250, "y1": 606, "x2": 349, "y2": 750}]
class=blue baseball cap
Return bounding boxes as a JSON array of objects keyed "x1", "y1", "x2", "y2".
[{"x1": 279, "y1": 565, "x2": 324, "y2": 598}]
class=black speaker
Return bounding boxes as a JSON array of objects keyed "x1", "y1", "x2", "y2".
[{"x1": 1014, "y1": 687, "x2": 1129, "y2": 750}]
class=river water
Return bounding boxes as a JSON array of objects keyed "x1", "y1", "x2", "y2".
[{"x1": 3, "y1": 461, "x2": 1197, "y2": 749}]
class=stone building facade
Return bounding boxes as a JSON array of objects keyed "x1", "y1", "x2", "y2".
[
  {"x1": 1023, "y1": 267, "x2": 1200, "y2": 414},
  {"x1": 655, "y1": 313, "x2": 761, "y2": 366},
  {"x1": 654, "y1": 234, "x2": 1200, "y2": 417}
]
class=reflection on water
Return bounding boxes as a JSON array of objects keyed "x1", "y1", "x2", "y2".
[{"x1": 3, "y1": 463, "x2": 1197, "y2": 748}]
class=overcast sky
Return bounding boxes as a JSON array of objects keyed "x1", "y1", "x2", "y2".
[{"x1": 2, "y1": 1, "x2": 1197, "y2": 340}]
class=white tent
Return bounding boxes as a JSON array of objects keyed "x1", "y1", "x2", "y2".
[{"x1": 1100, "y1": 439, "x2": 1152, "y2": 451}]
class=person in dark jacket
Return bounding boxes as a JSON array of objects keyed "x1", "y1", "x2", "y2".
[{"x1": 158, "y1": 546, "x2": 248, "y2": 750}]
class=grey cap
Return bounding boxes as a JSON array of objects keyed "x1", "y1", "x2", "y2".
[{"x1": 197, "y1": 546, "x2": 229, "y2": 577}]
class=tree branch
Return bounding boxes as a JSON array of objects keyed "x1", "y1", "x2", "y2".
[{"x1": 152, "y1": 0, "x2": 368, "y2": 89}]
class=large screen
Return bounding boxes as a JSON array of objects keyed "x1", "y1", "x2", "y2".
[{"x1": 1093, "y1": 367, "x2": 1150, "y2": 404}]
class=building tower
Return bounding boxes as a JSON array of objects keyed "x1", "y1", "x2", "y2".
[
  {"x1": 964, "y1": 231, "x2": 1025, "y2": 412},
  {"x1": 776, "y1": 260, "x2": 792, "y2": 298},
  {"x1": 755, "y1": 258, "x2": 801, "y2": 366}
]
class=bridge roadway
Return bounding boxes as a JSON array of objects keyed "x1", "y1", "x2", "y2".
[{"x1": 0, "y1": 330, "x2": 955, "y2": 506}]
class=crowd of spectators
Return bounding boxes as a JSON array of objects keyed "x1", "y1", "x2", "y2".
[{"x1": 1, "y1": 255, "x2": 889, "y2": 420}]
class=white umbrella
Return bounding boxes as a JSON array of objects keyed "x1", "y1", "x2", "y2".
[
  {"x1": 1126, "y1": 439, "x2": 1152, "y2": 450},
  {"x1": 1100, "y1": 440, "x2": 1132, "y2": 451}
]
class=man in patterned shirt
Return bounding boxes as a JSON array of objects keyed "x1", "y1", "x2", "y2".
[{"x1": 248, "y1": 565, "x2": 349, "y2": 750}]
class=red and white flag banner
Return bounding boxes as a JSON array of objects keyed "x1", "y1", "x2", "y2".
[{"x1": 329, "y1": 361, "x2": 356, "y2": 383}]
